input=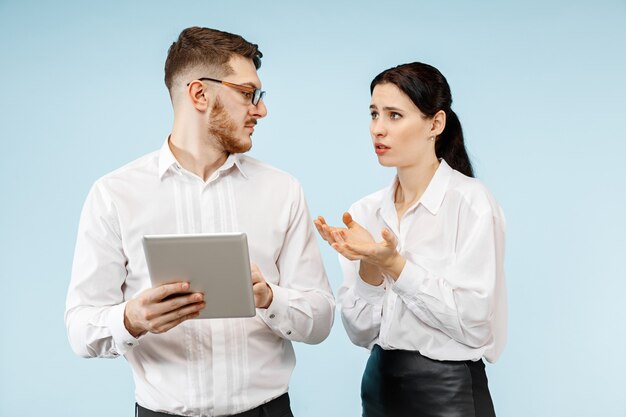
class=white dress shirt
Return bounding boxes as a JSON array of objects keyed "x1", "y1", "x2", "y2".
[
  {"x1": 338, "y1": 159, "x2": 506, "y2": 363},
  {"x1": 65, "y1": 140, "x2": 335, "y2": 416}
]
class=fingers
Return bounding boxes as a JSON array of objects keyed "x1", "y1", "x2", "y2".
[
  {"x1": 250, "y1": 263, "x2": 262, "y2": 284},
  {"x1": 147, "y1": 281, "x2": 191, "y2": 303},
  {"x1": 314, "y1": 217, "x2": 332, "y2": 243},
  {"x1": 125, "y1": 290, "x2": 205, "y2": 337},
  {"x1": 144, "y1": 292, "x2": 204, "y2": 321},
  {"x1": 331, "y1": 242, "x2": 362, "y2": 261},
  {"x1": 331, "y1": 229, "x2": 368, "y2": 260},
  {"x1": 331, "y1": 229, "x2": 345, "y2": 243},
  {"x1": 159, "y1": 292, "x2": 204, "y2": 314},
  {"x1": 314, "y1": 216, "x2": 328, "y2": 233},
  {"x1": 144, "y1": 300, "x2": 205, "y2": 334},
  {"x1": 249, "y1": 265, "x2": 272, "y2": 307},
  {"x1": 250, "y1": 262, "x2": 260, "y2": 278},
  {"x1": 317, "y1": 221, "x2": 339, "y2": 245}
]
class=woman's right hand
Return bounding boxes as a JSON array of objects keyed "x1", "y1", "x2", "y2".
[
  {"x1": 314, "y1": 213, "x2": 384, "y2": 286},
  {"x1": 314, "y1": 215, "x2": 342, "y2": 245},
  {"x1": 314, "y1": 213, "x2": 376, "y2": 246}
]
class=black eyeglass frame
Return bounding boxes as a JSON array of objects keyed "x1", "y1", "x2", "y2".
[{"x1": 187, "y1": 77, "x2": 266, "y2": 106}]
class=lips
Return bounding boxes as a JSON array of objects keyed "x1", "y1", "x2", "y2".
[
  {"x1": 375, "y1": 142, "x2": 390, "y2": 155},
  {"x1": 245, "y1": 120, "x2": 257, "y2": 133}
]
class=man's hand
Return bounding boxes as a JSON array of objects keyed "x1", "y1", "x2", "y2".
[
  {"x1": 124, "y1": 282, "x2": 205, "y2": 338},
  {"x1": 251, "y1": 263, "x2": 273, "y2": 309}
]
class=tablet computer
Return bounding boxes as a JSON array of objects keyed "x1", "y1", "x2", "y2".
[{"x1": 142, "y1": 233, "x2": 255, "y2": 319}]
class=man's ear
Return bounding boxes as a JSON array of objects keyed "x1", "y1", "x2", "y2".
[
  {"x1": 187, "y1": 80, "x2": 210, "y2": 111},
  {"x1": 430, "y1": 110, "x2": 446, "y2": 137}
]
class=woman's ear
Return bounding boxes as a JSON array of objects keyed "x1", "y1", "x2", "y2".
[{"x1": 431, "y1": 110, "x2": 446, "y2": 137}]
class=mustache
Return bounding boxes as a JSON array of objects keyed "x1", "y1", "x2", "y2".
[{"x1": 245, "y1": 119, "x2": 257, "y2": 126}]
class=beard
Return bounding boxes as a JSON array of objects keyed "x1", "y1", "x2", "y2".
[{"x1": 207, "y1": 97, "x2": 253, "y2": 154}]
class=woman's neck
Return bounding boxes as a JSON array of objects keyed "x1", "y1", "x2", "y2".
[{"x1": 395, "y1": 158, "x2": 440, "y2": 209}]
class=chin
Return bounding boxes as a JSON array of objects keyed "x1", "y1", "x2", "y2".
[
  {"x1": 377, "y1": 156, "x2": 397, "y2": 168},
  {"x1": 233, "y1": 138, "x2": 252, "y2": 154}
]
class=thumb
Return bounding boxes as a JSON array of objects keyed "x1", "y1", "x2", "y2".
[
  {"x1": 381, "y1": 228, "x2": 397, "y2": 247},
  {"x1": 343, "y1": 212, "x2": 356, "y2": 228}
]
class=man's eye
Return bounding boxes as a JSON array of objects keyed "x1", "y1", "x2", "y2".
[{"x1": 242, "y1": 91, "x2": 253, "y2": 99}]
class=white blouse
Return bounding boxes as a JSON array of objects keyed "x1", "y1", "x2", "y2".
[{"x1": 338, "y1": 159, "x2": 507, "y2": 363}]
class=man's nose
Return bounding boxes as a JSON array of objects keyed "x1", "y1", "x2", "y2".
[{"x1": 250, "y1": 98, "x2": 267, "y2": 119}]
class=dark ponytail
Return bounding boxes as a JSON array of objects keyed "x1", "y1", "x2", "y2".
[
  {"x1": 436, "y1": 109, "x2": 473, "y2": 177},
  {"x1": 370, "y1": 62, "x2": 474, "y2": 178}
]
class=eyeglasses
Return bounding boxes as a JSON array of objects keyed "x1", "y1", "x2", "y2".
[{"x1": 188, "y1": 77, "x2": 266, "y2": 106}]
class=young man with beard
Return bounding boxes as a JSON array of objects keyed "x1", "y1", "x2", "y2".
[{"x1": 65, "y1": 27, "x2": 335, "y2": 417}]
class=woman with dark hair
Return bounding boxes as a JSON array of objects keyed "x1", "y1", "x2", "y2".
[{"x1": 315, "y1": 62, "x2": 507, "y2": 417}]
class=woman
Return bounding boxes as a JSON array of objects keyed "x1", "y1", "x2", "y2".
[{"x1": 315, "y1": 62, "x2": 507, "y2": 417}]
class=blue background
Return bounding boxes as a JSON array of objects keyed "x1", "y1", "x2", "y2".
[{"x1": 1, "y1": 1, "x2": 625, "y2": 416}]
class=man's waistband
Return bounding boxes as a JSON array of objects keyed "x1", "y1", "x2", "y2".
[{"x1": 135, "y1": 392, "x2": 291, "y2": 417}]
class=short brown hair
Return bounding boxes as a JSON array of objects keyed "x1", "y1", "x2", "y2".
[{"x1": 164, "y1": 26, "x2": 262, "y2": 94}]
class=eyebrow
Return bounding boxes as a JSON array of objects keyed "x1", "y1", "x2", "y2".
[
  {"x1": 369, "y1": 105, "x2": 404, "y2": 112},
  {"x1": 241, "y1": 81, "x2": 260, "y2": 89}
]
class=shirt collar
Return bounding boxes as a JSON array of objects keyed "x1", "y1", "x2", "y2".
[
  {"x1": 419, "y1": 159, "x2": 453, "y2": 215},
  {"x1": 157, "y1": 138, "x2": 179, "y2": 179},
  {"x1": 379, "y1": 159, "x2": 453, "y2": 217},
  {"x1": 157, "y1": 137, "x2": 249, "y2": 181}
]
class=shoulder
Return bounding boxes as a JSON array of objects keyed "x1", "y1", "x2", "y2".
[
  {"x1": 447, "y1": 170, "x2": 504, "y2": 220},
  {"x1": 92, "y1": 149, "x2": 160, "y2": 195},
  {"x1": 238, "y1": 155, "x2": 302, "y2": 189}
]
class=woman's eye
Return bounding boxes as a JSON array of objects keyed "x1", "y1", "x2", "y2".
[
  {"x1": 370, "y1": 111, "x2": 379, "y2": 119},
  {"x1": 390, "y1": 112, "x2": 402, "y2": 119}
]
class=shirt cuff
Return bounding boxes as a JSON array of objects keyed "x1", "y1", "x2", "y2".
[
  {"x1": 392, "y1": 260, "x2": 428, "y2": 297},
  {"x1": 107, "y1": 301, "x2": 140, "y2": 356},
  {"x1": 258, "y1": 283, "x2": 295, "y2": 338},
  {"x1": 354, "y1": 275, "x2": 386, "y2": 305}
]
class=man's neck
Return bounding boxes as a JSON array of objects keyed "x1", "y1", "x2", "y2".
[{"x1": 169, "y1": 131, "x2": 228, "y2": 182}]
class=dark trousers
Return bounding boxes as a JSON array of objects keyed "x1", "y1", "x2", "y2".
[
  {"x1": 136, "y1": 392, "x2": 293, "y2": 417},
  {"x1": 362, "y1": 345, "x2": 496, "y2": 417}
]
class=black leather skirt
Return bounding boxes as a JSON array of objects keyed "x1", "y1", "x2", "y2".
[{"x1": 362, "y1": 345, "x2": 496, "y2": 417}]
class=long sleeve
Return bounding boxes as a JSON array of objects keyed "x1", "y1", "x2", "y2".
[
  {"x1": 337, "y1": 255, "x2": 385, "y2": 349},
  {"x1": 64, "y1": 148, "x2": 344, "y2": 414},
  {"x1": 257, "y1": 182, "x2": 335, "y2": 344},
  {"x1": 392, "y1": 206, "x2": 505, "y2": 349},
  {"x1": 65, "y1": 182, "x2": 138, "y2": 358}
]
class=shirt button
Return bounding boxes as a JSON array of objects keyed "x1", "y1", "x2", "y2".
[
  {"x1": 286, "y1": 330, "x2": 292, "y2": 335},
  {"x1": 269, "y1": 314, "x2": 275, "y2": 319},
  {"x1": 126, "y1": 342, "x2": 134, "y2": 347}
]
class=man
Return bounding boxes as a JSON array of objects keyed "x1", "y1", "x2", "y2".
[{"x1": 65, "y1": 26, "x2": 335, "y2": 417}]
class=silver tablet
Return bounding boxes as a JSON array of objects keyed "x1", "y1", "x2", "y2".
[{"x1": 142, "y1": 233, "x2": 255, "y2": 319}]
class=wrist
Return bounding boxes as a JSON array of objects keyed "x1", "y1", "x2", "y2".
[
  {"x1": 381, "y1": 252, "x2": 405, "y2": 280},
  {"x1": 359, "y1": 261, "x2": 384, "y2": 286},
  {"x1": 261, "y1": 282, "x2": 273, "y2": 309},
  {"x1": 123, "y1": 304, "x2": 146, "y2": 338}
]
